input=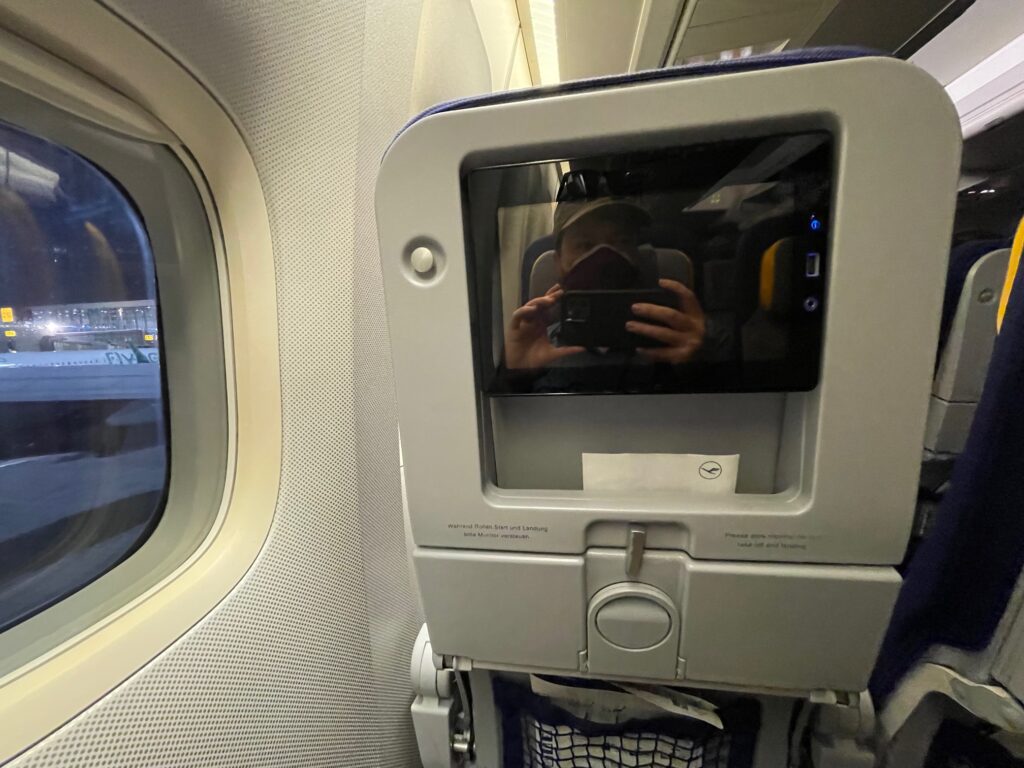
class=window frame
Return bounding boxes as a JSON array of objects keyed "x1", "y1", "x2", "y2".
[
  {"x1": 0, "y1": 80, "x2": 229, "y2": 674},
  {"x1": 0, "y1": 7, "x2": 281, "y2": 759}
]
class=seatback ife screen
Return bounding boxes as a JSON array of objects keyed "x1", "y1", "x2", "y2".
[{"x1": 463, "y1": 132, "x2": 833, "y2": 395}]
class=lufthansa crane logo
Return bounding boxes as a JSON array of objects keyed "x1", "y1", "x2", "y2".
[{"x1": 699, "y1": 461, "x2": 723, "y2": 480}]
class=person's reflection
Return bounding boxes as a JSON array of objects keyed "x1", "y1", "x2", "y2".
[{"x1": 505, "y1": 196, "x2": 706, "y2": 371}]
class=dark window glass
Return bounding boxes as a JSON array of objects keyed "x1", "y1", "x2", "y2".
[
  {"x1": 464, "y1": 132, "x2": 833, "y2": 396},
  {"x1": 0, "y1": 121, "x2": 167, "y2": 632}
]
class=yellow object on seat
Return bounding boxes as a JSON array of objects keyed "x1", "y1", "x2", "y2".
[
  {"x1": 760, "y1": 239, "x2": 782, "y2": 311},
  {"x1": 997, "y1": 215, "x2": 1024, "y2": 333}
]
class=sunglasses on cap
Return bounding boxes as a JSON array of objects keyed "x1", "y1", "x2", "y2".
[{"x1": 556, "y1": 169, "x2": 644, "y2": 203}]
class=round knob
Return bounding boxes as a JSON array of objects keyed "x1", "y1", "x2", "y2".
[
  {"x1": 410, "y1": 246, "x2": 435, "y2": 274},
  {"x1": 595, "y1": 596, "x2": 671, "y2": 649}
]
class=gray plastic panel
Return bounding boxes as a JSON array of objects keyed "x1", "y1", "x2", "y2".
[
  {"x1": 595, "y1": 597, "x2": 672, "y2": 648},
  {"x1": 417, "y1": 546, "x2": 900, "y2": 690},
  {"x1": 587, "y1": 582, "x2": 681, "y2": 679},
  {"x1": 492, "y1": 392, "x2": 784, "y2": 492},
  {"x1": 924, "y1": 398, "x2": 977, "y2": 454},
  {"x1": 933, "y1": 248, "x2": 1010, "y2": 403},
  {"x1": 415, "y1": 548, "x2": 586, "y2": 670},
  {"x1": 682, "y1": 561, "x2": 900, "y2": 690},
  {"x1": 925, "y1": 248, "x2": 1009, "y2": 454},
  {"x1": 378, "y1": 57, "x2": 962, "y2": 566}
]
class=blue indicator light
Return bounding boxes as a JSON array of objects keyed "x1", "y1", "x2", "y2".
[{"x1": 809, "y1": 216, "x2": 823, "y2": 232}]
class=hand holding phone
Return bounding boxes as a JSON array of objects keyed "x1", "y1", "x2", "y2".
[
  {"x1": 627, "y1": 279, "x2": 706, "y2": 363},
  {"x1": 559, "y1": 279, "x2": 705, "y2": 360},
  {"x1": 505, "y1": 284, "x2": 585, "y2": 369}
]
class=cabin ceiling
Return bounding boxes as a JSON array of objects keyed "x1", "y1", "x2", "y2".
[{"x1": 519, "y1": 0, "x2": 976, "y2": 84}]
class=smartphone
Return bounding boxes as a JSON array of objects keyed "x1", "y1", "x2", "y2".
[{"x1": 558, "y1": 288, "x2": 676, "y2": 349}]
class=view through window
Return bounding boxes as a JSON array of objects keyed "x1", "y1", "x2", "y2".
[{"x1": 0, "y1": 120, "x2": 168, "y2": 632}]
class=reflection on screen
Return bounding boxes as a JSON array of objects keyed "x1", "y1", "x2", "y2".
[{"x1": 464, "y1": 132, "x2": 832, "y2": 395}]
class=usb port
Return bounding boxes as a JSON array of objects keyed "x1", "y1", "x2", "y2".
[{"x1": 805, "y1": 251, "x2": 821, "y2": 278}]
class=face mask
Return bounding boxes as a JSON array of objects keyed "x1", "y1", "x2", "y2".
[{"x1": 561, "y1": 244, "x2": 639, "y2": 292}]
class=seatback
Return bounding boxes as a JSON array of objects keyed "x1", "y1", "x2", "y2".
[
  {"x1": 380, "y1": 48, "x2": 962, "y2": 700},
  {"x1": 871, "y1": 215, "x2": 1024, "y2": 704},
  {"x1": 925, "y1": 244, "x2": 1011, "y2": 455}
]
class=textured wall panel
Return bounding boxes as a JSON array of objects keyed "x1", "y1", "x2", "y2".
[{"x1": 10, "y1": 0, "x2": 450, "y2": 765}]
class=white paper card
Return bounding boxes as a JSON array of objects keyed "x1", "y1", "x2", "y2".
[{"x1": 582, "y1": 452, "x2": 739, "y2": 494}]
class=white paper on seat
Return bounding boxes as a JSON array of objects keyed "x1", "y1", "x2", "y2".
[{"x1": 582, "y1": 452, "x2": 739, "y2": 493}]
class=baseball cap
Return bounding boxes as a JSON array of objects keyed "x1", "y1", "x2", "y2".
[{"x1": 553, "y1": 197, "x2": 652, "y2": 242}]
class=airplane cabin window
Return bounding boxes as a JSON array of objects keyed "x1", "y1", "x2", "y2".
[{"x1": 0, "y1": 120, "x2": 167, "y2": 633}]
